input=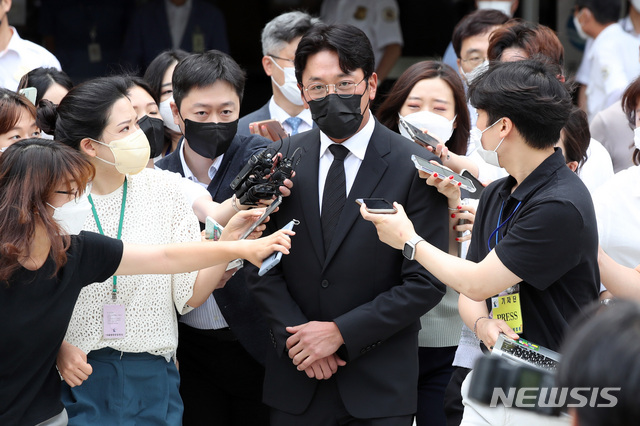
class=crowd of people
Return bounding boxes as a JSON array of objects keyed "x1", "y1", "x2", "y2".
[{"x1": 1, "y1": 0, "x2": 640, "y2": 426}]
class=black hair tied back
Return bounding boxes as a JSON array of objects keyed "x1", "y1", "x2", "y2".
[{"x1": 36, "y1": 99, "x2": 58, "y2": 136}]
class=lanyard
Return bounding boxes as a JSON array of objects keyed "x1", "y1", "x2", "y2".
[
  {"x1": 88, "y1": 179, "x2": 127, "y2": 301},
  {"x1": 487, "y1": 199, "x2": 522, "y2": 251}
]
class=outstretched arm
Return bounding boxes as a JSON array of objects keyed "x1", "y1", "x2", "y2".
[{"x1": 598, "y1": 245, "x2": 640, "y2": 302}]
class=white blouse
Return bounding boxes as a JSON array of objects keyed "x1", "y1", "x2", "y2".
[{"x1": 64, "y1": 168, "x2": 201, "y2": 360}]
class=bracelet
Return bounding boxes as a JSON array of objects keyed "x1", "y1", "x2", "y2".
[
  {"x1": 447, "y1": 207, "x2": 458, "y2": 211},
  {"x1": 231, "y1": 194, "x2": 241, "y2": 213},
  {"x1": 473, "y1": 316, "x2": 489, "y2": 339}
]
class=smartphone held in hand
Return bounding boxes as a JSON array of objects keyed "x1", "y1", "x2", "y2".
[{"x1": 355, "y1": 198, "x2": 398, "y2": 214}]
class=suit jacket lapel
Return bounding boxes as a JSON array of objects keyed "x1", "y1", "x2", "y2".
[
  {"x1": 323, "y1": 122, "x2": 390, "y2": 267},
  {"x1": 293, "y1": 129, "x2": 325, "y2": 265}
]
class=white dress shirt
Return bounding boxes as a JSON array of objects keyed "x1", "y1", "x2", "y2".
[
  {"x1": 178, "y1": 139, "x2": 230, "y2": 330},
  {"x1": 576, "y1": 138, "x2": 614, "y2": 196},
  {"x1": 318, "y1": 113, "x2": 375, "y2": 211},
  {"x1": 0, "y1": 27, "x2": 61, "y2": 90}
]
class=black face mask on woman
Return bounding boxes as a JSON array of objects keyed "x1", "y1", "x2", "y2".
[
  {"x1": 308, "y1": 93, "x2": 369, "y2": 140},
  {"x1": 182, "y1": 118, "x2": 238, "y2": 160},
  {"x1": 137, "y1": 115, "x2": 165, "y2": 158}
]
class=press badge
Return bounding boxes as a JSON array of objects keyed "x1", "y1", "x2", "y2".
[
  {"x1": 103, "y1": 304, "x2": 125, "y2": 339},
  {"x1": 192, "y1": 31, "x2": 205, "y2": 53},
  {"x1": 491, "y1": 289, "x2": 523, "y2": 334}
]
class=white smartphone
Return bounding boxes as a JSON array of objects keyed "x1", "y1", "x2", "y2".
[
  {"x1": 239, "y1": 195, "x2": 283, "y2": 240},
  {"x1": 205, "y1": 216, "x2": 223, "y2": 241},
  {"x1": 355, "y1": 198, "x2": 397, "y2": 214},
  {"x1": 19, "y1": 87, "x2": 37, "y2": 105},
  {"x1": 258, "y1": 219, "x2": 299, "y2": 276},
  {"x1": 411, "y1": 154, "x2": 477, "y2": 193}
]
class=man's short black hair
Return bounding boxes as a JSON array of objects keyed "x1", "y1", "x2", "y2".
[
  {"x1": 452, "y1": 9, "x2": 510, "y2": 59},
  {"x1": 576, "y1": 0, "x2": 622, "y2": 25},
  {"x1": 294, "y1": 23, "x2": 375, "y2": 85},
  {"x1": 469, "y1": 59, "x2": 572, "y2": 149},
  {"x1": 172, "y1": 50, "x2": 246, "y2": 110}
]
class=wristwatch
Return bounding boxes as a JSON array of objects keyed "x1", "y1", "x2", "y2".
[{"x1": 403, "y1": 235, "x2": 425, "y2": 260}]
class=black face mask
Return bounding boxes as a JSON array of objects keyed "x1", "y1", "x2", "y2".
[
  {"x1": 137, "y1": 115, "x2": 165, "y2": 158},
  {"x1": 182, "y1": 118, "x2": 238, "y2": 160},
  {"x1": 308, "y1": 93, "x2": 369, "y2": 140}
]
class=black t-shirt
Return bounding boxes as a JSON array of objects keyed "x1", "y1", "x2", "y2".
[
  {"x1": 0, "y1": 231, "x2": 123, "y2": 426},
  {"x1": 467, "y1": 149, "x2": 599, "y2": 351}
]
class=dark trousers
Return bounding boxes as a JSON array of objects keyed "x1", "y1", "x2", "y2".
[
  {"x1": 443, "y1": 367, "x2": 471, "y2": 426},
  {"x1": 177, "y1": 322, "x2": 269, "y2": 426},
  {"x1": 271, "y1": 378, "x2": 413, "y2": 426},
  {"x1": 416, "y1": 346, "x2": 456, "y2": 426}
]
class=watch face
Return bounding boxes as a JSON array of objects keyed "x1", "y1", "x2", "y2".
[{"x1": 403, "y1": 242, "x2": 414, "y2": 260}]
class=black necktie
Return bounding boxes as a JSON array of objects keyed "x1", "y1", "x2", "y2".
[{"x1": 321, "y1": 144, "x2": 350, "y2": 253}]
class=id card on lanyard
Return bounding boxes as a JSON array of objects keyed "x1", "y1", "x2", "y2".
[
  {"x1": 89, "y1": 179, "x2": 127, "y2": 340},
  {"x1": 488, "y1": 199, "x2": 523, "y2": 333}
]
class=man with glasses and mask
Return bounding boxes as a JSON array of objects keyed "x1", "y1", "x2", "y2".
[
  {"x1": 238, "y1": 11, "x2": 320, "y2": 140},
  {"x1": 155, "y1": 50, "x2": 272, "y2": 425},
  {"x1": 245, "y1": 23, "x2": 448, "y2": 425}
]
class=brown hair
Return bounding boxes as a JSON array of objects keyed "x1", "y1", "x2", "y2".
[
  {"x1": 0, "y1": 88, "x2": 37, "y2": 136},
  {"x1": 0, "y1": 138, "x2": 95, "y2": 283},
  {"x1": 376, "y1": 61, "x2": 470, "y2": 155},
  {"x1": 621, "y1": 76, "x2": 640, "y2": 165},
  {"x1": 487, "y1": 20, "x2": 564, "y2": 76}
]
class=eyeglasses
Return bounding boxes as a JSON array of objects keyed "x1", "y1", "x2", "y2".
[
  {"x1": 304, "y1": 78, "x2": 367, "y2": 102},
  {"x1": 54, "y1": 183, "x2": 92, "y2": 202},
  {"x1": 268, "y1": 54, "x2": 295, "y2": 64},
  {"x1": 461, "y1": 56, "x2": 486, "y2": 68}
]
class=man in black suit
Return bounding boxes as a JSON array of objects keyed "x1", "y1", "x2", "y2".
[
  {"x1": 246, "y1": 24, "x2": 449, "y2": 425},
  {"x1": 237, "y1": 11, "x2": 320, "y2": 139},
  {"x1": 155, "y1": 50, "x2": 270, "y2": 425}
]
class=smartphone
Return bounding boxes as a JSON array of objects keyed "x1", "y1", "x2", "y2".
[
  {"x1": 225, "y1": 258, "x2": 244, "y2": 272},
  {"x1": 251, "y1": 119, "x2": 288, "y2": 140},
  {"x1": 398, "y1": 117, "x2": 440, "y2": 150},
  {"x1": 205, "y1": 216, "x2": 224, "y2": 241},
  {"x1": 411, "y1": 155, "x2": 477, "y2": 193},
  {"x1": 258, "y1": 219, "x2": 299, "y2": 276},
  {"x1": 460, "y1": 169, "x2": 484, "y2": 199},
  {"x1": 239, "y1": 196, "x2": 283, "y2": 240},
  {"x1": 19, "y1": 87, "x2": 37, "y2": 105},
  {"x1": 355, "y1": 198, "x2": 397, "y2": 214}
]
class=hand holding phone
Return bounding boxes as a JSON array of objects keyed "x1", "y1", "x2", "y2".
[
  {"x1": 411, "y1": 155, "x2": 476, "y2": 193},
  {"x1": 250, "y1": 119, "x2": 288, "y2": 141},
  {"x1": 258, "y1": 219, "x2": 299, "y2": 276},
  {"x1": 355, "y1": 198, "x2": 397, "y2": 214},
  {"x1": 239, "y1": 196, "x2": 282, "y2": 240}
]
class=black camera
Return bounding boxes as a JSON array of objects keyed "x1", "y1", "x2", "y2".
[
  {"x1": 230, "y1": 140, "x2": 302, "y2": 206},
  {"x1": 468, "y1": 356, "x2": 563, "y2": 417}
]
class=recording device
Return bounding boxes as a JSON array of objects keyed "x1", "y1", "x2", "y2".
[
  {"x1": 205, "y1": 217, "x2": 244, "y2": 271},
  {"x1": 251, "y1": 119, "x2": 288, "y2": 140},
  {"x1": 355, "y1": 198, "x2": 397, "y2": 214},
  {"x1": 230, "y1": 139, "x2": 302, "y2": 205},
  {"x1": 19, "y1": 87, "x2": 37, "y2": 105},
  {"x1": 411, "y1": 155, "x2": 477, "y2": 193},
  {"x1": 258, "y1": 219, "x2": 299, "y2": 276},
  {"x1": 460, "y1": 169, "x2": 484, "y2": 199},
  {"x1": 399, "y1": 117, "x2": 440, "y2": 149},
  {"x1": 238, "y1": 196, "x2": 283, "y2": 240},
  {"x1": 468, "y1": 355, "x2": 562, "y2": 417}
]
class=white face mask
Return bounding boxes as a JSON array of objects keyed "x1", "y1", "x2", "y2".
[
  {"x1": 90, "y1": 128, "x2": 150, "y2": 175},
  {"x1": 270, "y1": 56, "x2": 304, "y2": 106},
  {"x1": 471, "y1": 118, "x2": 504, "y2": 167},
  {"x1": 40, "y1": 131, "x2": 55, "y2": 140},
  {"x1": 399, "y1": 111, "x2": 456, "y2": 144},
  {"x1": 634, "y1": 127, "x2": 640, "y2": 150},
  {"x1": 159, "y1": 96, "x2": 181, "y2": 133},
  {"x1": 461, "y1": 59, "x2": 489, "y2": 85},
  {"x1": 573, "y1": 12, "x2": 589, "y2": 40},
  {"x1": 0, "y1": 146, "x2": 7, "y2": 153},
  {"x1": 477, "y1": 1, "x2": 513, "y2": 17},
  {"x1": 47, "y1": 191, "x2": 92, "y2": 235}
]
